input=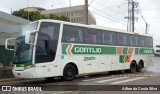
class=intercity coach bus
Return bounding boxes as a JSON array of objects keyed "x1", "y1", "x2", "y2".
[{"x1": 5, "y1": 19, "x2": 154, "y2": 81}]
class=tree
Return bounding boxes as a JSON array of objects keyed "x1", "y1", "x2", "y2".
[{"x1": 12, "y1": 9, "x2": 70, "y2": 22}]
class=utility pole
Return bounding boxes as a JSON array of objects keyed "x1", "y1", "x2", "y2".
[
  {"x1": 126, "y1": 0, "x2": 132, "y2": 32},
  {"x1": 27, "y1": 0, "x2": 29, "y2": 20},
  {"x1": 126, "y1": 0, "x2": 136, "y2": 32},
  {"x1": 11, "y1": 0, "x2": 13, "y2": 14},
  {"x1": 145, "y1": 23, "x2": 149, "y2": 34},
  {"x1": 85, "y1": 0, "x2": 88, "y2": 25},
  {"x1": 126, "y1": 0, "x2": 149, "y2": 34},
  {"x1": 132, "y1": 1, "x2": 135, "y2": 32},
  {"x1": 69, "y1": 0, "x2": 72, "y2": 22}
]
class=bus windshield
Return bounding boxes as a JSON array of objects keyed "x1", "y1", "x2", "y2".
[
  {"x1": 13, "y1": 36, "x2": 34, "y2": 64},
  {"x1": 12, "y1": 22, "x2": 38, "y2": 64},
  {"x1": 21, "y1": 22, "x2": 38, "y2": 35}
]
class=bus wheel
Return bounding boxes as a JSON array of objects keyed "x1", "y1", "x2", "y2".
[
  {"x1": 136, "y1": 61, "x2": 143, "y2": 72},
  {"x1": 130, "y1": 61, "x2": 137, "y2": 73},
  {"x1": 63, "y1": 64, "x2": 76, "y2": 81}
]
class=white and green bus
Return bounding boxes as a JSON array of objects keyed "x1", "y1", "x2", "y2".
[{"x1": 5, "y1": 19, "x2": 154, "y2": 81}]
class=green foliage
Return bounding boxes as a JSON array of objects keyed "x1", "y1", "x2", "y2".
[{"x1": 12, "y1": 9, "x2": 70, "y2": 22}]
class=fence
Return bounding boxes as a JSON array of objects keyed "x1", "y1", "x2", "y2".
[{"x1": 0, "y1": 45, "x2": 13, "y2": 68}]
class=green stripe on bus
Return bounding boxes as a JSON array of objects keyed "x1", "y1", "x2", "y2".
[
  {"x1": 62, "y1": 44, "x2": 116, "y2": 54},
  {"x1": 122, "y1": 47, "x2": 128, "y2": 54},
  {"x1": 62, "y1": 44, "x2": 68, "y2": 54},
  {"x1": 15, "y1": 60, "x2": 32, "y2": 67},
  {"x1": 62, "y1": 44, "x2": 154, "y2": 55},
  {"x1": 101, "y1": 46, "x2": 116, "y2": 54},
  {"x1": 135, "y1": 48, "x2": 139, "y2": 54},
  {"x1": 16, "y1": 64, "x2": 25, "y2": 67},
  {"x1": 119, "y1": 55, "x2": 125, "y2": 63},
  {"x1": 138, "y1": 48, "x2": 154, "y2": 54}
]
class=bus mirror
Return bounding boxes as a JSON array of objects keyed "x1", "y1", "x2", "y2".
[
  {"x1": 25, "y1": 31, "x2": 31, "y2": 44},
  {"x1": 5, "y1": 38, "x2": 16, "y2": 51},
  {"x1": 25, "y1": 31, "x2": 35, "y2": 45}
]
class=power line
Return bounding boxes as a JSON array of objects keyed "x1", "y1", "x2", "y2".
[
  {"x1": 119, "y1": 10, "x2": 128, "y2": 13},
  {"x1": 140, "y1": 9, "x2": 160, "y2": 11},
  {"x1": 135, "y1": 2, "x2": 149, "y2": 34},
  {"x1": 135, "y1": 0, "x2": 160, "y2": 3},
  {"x1": 140, "y1": 17, "x2": 160, "y2": 18},
  {"x1": 89, "y1": 0, "x2": 95, "y2": 6},
  {"x1": 137, "y1": 5, "x2": 148, "y2": 24},
  {"x1": 138, "y1": 1, "x2": 160, "y2": 3},
  {"x1": 92, "y1": 0, "x2": 126, "y2": 16},
  {"x1": 136, "y1": 21, "x2": 146, "y2": 32},
  {"x1": 90, "y1": 11, "x2": 127, "y2": 26},
  {"x1": 89, "y1": 6, "x2": 126, "y2": 22},
  {"x1": 107, "y1": 0, "x2": 128, "y2": 8}
]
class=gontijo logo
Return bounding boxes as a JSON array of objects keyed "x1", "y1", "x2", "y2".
[
  {"x1": 65, "y1": 44, "x2": 102, "y2": 54},
  {"x1": 75, "y1": 47, "x2": 102, "y2": 54},
  {"x1": 144, "y1": 50, "x2": 153, "y2": 54}
]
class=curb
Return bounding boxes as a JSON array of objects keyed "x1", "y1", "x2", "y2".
[
  {"x1": 112, "y1": 74, "x2": 154, "y2": 77},
  {"x1": 0, "y1": 78, "x2": 25, "y2": 83}
]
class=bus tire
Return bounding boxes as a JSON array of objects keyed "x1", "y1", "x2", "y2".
[
  {"x1": 136, "y1": 61, "x2": 143, "y2": 72},
  {"x1": 130, "y1": 61, "x2": 137, "y2": 73},
  {"x1": 63, "y1": 64, "x2": 76, "y2": 81}
]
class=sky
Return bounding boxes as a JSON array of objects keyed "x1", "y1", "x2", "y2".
[{"x1": 0, "y1": 0, "x2": 160, "y2": 46}]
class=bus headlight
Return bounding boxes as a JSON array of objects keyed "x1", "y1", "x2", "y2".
[{"x1": 25, "y1": 65, "x2": 35, "y2": 69}]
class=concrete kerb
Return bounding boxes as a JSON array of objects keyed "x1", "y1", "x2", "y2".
[{"x1": 112, "y1": 74, "x2": 154, "y2": 77}]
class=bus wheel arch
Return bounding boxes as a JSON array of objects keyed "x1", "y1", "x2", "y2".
[
  {"x1": 136, "y1": 60, "x2": 144, "y2": 72},
  {"x1": 63, "y1": 62, "x2": 78, "y2": 81},
  {"x1": 130, "y1": 60, "x2": 137, "y2": 73}
]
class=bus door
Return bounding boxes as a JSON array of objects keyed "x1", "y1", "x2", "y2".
[{"x1": 34, "y1": 22, "x2": 60, "y2": 78}]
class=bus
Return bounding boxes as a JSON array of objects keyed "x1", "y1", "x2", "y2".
[
  {"x1": 5, "y1": 19, "x2": 154, "y2": 81},
  {"x1": 155, "y1": 45, "x2": 160, "y2": 56}
]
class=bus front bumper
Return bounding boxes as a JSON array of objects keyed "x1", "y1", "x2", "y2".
[{"x1": 12, "y1": 68, "x2": 37, "y2": 78}]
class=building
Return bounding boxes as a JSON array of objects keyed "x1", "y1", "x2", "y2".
[
  {"x1": 41, "y1": 5, "x2": 96, "y2": 25},
  {"x1": 22, "y1": 7, "x2": 46, "y2": 12},
  {"x1": 0, "y1": 11, "x2": 30, "y2": 65},
  {"x1": 0, "y1": 11, "x2": 30, "y2": 45}
]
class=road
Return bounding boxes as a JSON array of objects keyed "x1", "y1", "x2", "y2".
[{"x1": 0, "y1": 57, "x2": 160, "y2": 94}]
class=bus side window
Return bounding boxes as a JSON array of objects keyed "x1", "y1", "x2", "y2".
[
  {"x1": 148, "y1": 37, "x2": 153, "y2": 47},
  {"x1": 62, "y1": 25, "x2": 84, "y2": 43},
  {"x1": 86, "y1": 34, "x2": 95, "y2": 44},
  {"x1": 117, "y1": 33, "x2": 129, "y2": 46},
  {"x1": 102, "y1": 31, "x2": 112, "y2": 45},
  {"x1": 84, "y1": 28, "x2": 102, "y2": 44},
  {"x1": 102, "y1": 31, "x2": 116, "y2": 45}
]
